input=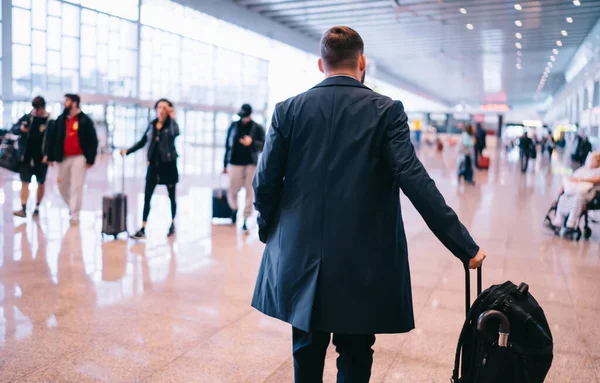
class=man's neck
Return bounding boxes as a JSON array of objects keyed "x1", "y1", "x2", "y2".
[
  {"x1": 68, "y1": 108, "x2": 81, "y2": 118},
  {"x1": 326, "y1": 71, "x2": 360, "y2": 82}
]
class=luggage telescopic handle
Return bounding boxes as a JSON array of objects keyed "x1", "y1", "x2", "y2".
[
  {"x1": 122, "y1": 151, "x2": 126, "y2": 194},
  {"x1": 464, "y1": 264, "x2": 482, "y2": 316}
]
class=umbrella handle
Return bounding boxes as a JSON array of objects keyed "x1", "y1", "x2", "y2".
[{"x1": 477, "y1": 309, "x2": 511, "y2": 348}]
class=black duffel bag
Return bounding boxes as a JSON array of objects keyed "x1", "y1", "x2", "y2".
[
  {"x1": 0, "y1": 137, "x2": 20, "y2": 173},
  {"x1": 452, "y1": 269, "x2": 553, "y2": 383}
]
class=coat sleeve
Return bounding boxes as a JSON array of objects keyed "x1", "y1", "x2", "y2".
[
  {"x1": 43, "y1": 119, "x2": 54, "y2": 157},
  {"x1": 171, "y1": 120, "x2": 180, "y2": 137},
  {"x1": 383, "y1": 101, "x2": 479, "y2": 264},
  {"x1": 126, "y1": 126, "x2": 149, "y2": 155},
  {"x1": 252, "y1": 106, "x2": 287, "y2": 243},
  {"x1": 223, "y1": 123, "x2": 233, "y2": 168},
  {"x1": 11, "y1": 115, "x2": 29, "y2": 135},
  {"x1": 86, "y1": 119, "x2": 99, "y2": 165},
  {"x1": 253, "y1": 123, "x2": 266, "y2": 152}
]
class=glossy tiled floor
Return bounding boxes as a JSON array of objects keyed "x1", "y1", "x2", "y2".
[{"x1": 1, "y1": 143, "x2": 599, "y2": 383}]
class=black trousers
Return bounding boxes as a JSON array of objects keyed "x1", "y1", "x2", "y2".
[
  {"x1": 142, "y1": 180, "x2": 176, "y2": 222},
  {"x1": 292, "y1": 327, "x2": 376, "y2": 383}
]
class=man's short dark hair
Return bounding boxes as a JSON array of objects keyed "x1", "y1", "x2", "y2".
[
  {"x1": 65, "y1": 93, "x2": 80, "y2": 106},
  {"x1": 32, "y1": 96, "x2": 46, "y2": 109},
  {"x1": 320, "y1": 26, "x2": 364, "y2": 70}
]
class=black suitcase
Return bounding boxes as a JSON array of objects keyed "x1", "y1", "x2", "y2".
[
  {"x1": 451, "y1": 265, "x2": 553, "y2": 383},
  {"x1": 212, "y1": 188, "x2": 233, "y2": 219},
  {"x1": 0, "y1": 137, "x2": 20, "y2": 173},
  {"x1": 102, "y1": 157, "x2": 128, "y2": 239}
]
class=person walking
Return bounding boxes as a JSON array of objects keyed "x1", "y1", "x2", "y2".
[
  {"x1": 251, "y1": 26, "x2": 486, "y2": 383},
  {"x1": 121, "y1": 98, "x2": 179, "y2": 239},
  {"x1": 518, "y1": 131, "x2": 533, "y2": 173},
  {"x1": 47, "y1": 94, "x2": 98, "y2": 225},
  {"x1": 12, "y1": 96, "x2": 52, "y2": 218},
  {"x1": 458, "y1": 124, "x2": 476, "y2": 184},
  {"x1": 474, "y1": 122, "x2": 486, "y2": 168},
  {"x1": 223, "y1": 103, "x2": 265, "y2": 231}
]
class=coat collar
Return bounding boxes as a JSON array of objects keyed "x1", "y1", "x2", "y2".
[{"x1": 311, "y1": 75, "x2": 371, "y2": 90}]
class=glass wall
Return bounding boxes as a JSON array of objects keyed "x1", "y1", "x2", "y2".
[{"x1": 3, "y1": 0, "x2": 447, "y2": 154}]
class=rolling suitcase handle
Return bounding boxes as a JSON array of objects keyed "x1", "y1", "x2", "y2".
[
  {"x1": 464, "y1": 264, "x2": 482, "y2": 316},
  {"x1": 121, "y1": 153, "x2": 126, "y2": 193}
]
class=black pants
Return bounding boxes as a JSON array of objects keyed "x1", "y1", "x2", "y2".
[
  {"x1": 458, "y1": 155, "x2": 474, "y2": 182},
  {"x1": 142, "y1": 180, "x2": 176, "y2": 222},
  {"x1": 293, "y1": 327, "x2": 376, "y2": 383}
]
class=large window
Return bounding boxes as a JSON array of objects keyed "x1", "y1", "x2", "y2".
[
  {"x1": 80, "y1": 9, "x2": 137, "y2": 97},
  {"x1": 11, "y1": 0, "x2": 138, "y2": 99}
]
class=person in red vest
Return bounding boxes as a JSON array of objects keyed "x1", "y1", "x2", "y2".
[{"x1": 47, "y1": 94, "x2": 98, "y2": 225}]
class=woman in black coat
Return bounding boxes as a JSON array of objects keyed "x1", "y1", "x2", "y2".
[{"x1": 121, "y1": 98, "x2": 179, "y2": 239}]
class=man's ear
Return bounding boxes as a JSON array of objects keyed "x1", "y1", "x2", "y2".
[
  {"x1": 318, "y1": 58, "x2": 325, "y2": 74},
  {"x1": 359, "y1": 54, "x2": 366, "y2": 72}
]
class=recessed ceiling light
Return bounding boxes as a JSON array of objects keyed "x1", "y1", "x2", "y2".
[
  {"x1": 573, "y1": 0, "x2": 581, "y2": 6},
  {"x1": 550, "y1": 56, "x2": 556, "y2": 61},
  {"x1": 548, "y1": 62, "x2": 553, "y2": 68},
  {"x1": 545, "y1": 67, "x2": 551, "y2": 73},
  {"x1": 556, "y1": 40, "x2": 563, "y2": 46},
  {"x1": 460, "y1": 8, "x2": 467, "y2": 14},
  {"x1": 515, "y1": 20, "x2": 523, "y2": 27},
  {"x1": 566, "y1": 17, "x2": 573, "y2": 23},
  {"x1": 553, "y1": 49, "x2": 559, "y2": 55},
  {"x1": 516, "y1": 63, "x2": 522, "y2": 69},
  {"x1": 561, "y1": 30, "x2": 568, "y2": 36},
  {"x1": 515, "y1": 42, "x2": 522, "y2": 49},
  {"x1": 517, "y1": 57, "x2": 521, "y2": 63},
  {"x1": 515, "y1": 32, "x2": 522, "y2": 39},
  {"x1": 466, "y1": 23, "x2": 474, "y2": 30},
  {"x1": 514, "y1": 4, "x2": 523, "y2": 10},
  {"x1": 517, "y1": 51, "x2": 522, "y2": 56}
]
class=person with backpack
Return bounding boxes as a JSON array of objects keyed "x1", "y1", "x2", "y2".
[
  {"x1": 121, "y1": 98, "x2": 179, "y2": 239},
  {"x1": 12, "y1": 96, "x2": 52, "y2": 218}
]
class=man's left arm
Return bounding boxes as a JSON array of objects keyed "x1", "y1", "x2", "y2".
[
  {"x1": 85, "y1": 118, "x2": 99, "y2": 166},
  {"x1": 252, "y1": 106, "x2": 287, "y2": 243},
  {"x1": 253, "y1": 123, "x2": 266, "y2": 152}
]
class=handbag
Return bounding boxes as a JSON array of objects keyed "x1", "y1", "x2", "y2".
[{"x1": 0, "y1": 137, "x2": 20, "y2": 173}]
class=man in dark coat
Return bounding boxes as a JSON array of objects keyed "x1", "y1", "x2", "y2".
[{"x1": 251, "y1": 26, "x2": 486, "y2": 382}]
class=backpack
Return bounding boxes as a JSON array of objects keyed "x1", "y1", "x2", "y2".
[{"x1": 452, "y1": 271, "x2": 553, "y2": 383}]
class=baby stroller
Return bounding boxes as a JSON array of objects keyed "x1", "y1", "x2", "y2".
[{"x1": 544, "y1": 190, "x2": 600, "y2": 240}]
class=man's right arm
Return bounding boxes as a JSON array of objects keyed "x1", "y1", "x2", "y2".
[
  {"x1": 383, "y1": 101, "x2": 483, "y2": 267},
  {"x1": 11, "y1": 115, "x2": 28, "y2": 135},
  {"x1": 223, "y1": 123, "x2": 233, "y2": 170},
  {"x1": 252, "y1": 105, "x2": 288, "y2": 243}
]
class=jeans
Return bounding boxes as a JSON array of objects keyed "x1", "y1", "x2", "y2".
[
  {"x1": 293, "y1": 327, "x2": 376, "y2": 383},
  {"x1": 227, "y1": 164, "x2": 256, "y2": 220},
  {"x1": 57, "y1": 155, "x2": 88, "y2": 221},
  {"x1": 143, "y1": 181, "x2": 176, "y2": 222}
]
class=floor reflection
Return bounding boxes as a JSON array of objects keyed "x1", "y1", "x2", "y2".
[{"x1": 0, "y1": 144, "x2": 599, "y2": 382}]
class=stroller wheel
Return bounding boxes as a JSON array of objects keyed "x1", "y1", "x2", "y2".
[
  {"x1": 584, "y1": 227, "x2": 592, "y2": 239},
  {"x1": 575, "y1": 228, "x2": 582, "y2": 241}
]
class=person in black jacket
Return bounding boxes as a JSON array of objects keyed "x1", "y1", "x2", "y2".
[
  {"x1": 474, "y1": 122, "x2": 486, "y2": 168},
  {"x1": 571, "y1": 130, "x2": 592, "y2": 166},
  {"x1": 12, "y1": 96, "x2": 52, "y2": 218},
  {"x1": 121, "y1": 98, "x2": 179, "y2": 239},
  {"x1": 223, "y1": 104, "x2": 265, "y2": 231},
  {"x1": 251, "y1": 26, "x2": 486, "y2": 382},
  {"x1": 47, "y1": 94, "x2": 98, "y2": 225}
]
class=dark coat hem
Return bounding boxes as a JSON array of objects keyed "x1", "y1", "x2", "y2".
[{"x1": 251, "y1": 304, "x2": 416, "y2": 335}]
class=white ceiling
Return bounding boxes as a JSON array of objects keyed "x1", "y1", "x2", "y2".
[{"x1": 233, "y1": 0, "x2": 600, "y2": 106}]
